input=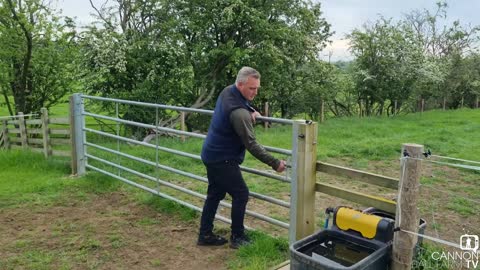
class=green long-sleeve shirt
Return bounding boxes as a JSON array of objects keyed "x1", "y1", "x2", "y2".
[{"x1": 230, "y1": 108, "x2": 280, "y2": 170}]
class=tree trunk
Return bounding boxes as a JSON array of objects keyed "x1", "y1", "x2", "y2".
[
  {"x1": 7, "y1": 0, "x2": 34, "y2": 114},
  {"x1": 319, "y1": 99, "x2": 324, "y2": 123},
  {"x1": 1, "y1": 88, "x2": 14, "y2": 116}
]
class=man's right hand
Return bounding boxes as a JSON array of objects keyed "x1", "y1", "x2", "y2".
[{"x1": 276, "y1": 160, "x2": 286, "y2": 173}]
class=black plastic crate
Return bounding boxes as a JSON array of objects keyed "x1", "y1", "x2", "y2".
[{"x1": 290, "y1": 229, "x2": 391, "y2": 270}]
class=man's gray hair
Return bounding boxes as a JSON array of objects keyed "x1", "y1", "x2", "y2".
[{"x1": 235, "y1": 66, "x2": 261, "y2": 84}]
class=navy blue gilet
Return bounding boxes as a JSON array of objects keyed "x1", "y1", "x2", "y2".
[{"x1": 201, "y1": 84, "x2": 254, "y2": 164}]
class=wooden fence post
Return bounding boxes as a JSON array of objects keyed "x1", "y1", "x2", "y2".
[
  {"x1": 443, "y1": 97, "x2": 447, "y2": 110},
  {"x1": 320, "y1": 99, "x2": 325, "y2": 123},
  {"x1": 41, "y1": 108, "x2": 51, "y2": 158},
  {"x1": 476, "y1": 96, "x2": 479, "y2": 109},
  {"x1": 18, "y1": 112, "x2": 28, "y2": 149},
  {"x1": 2, "y1": 120, "x2": 9, "y2": 149},
  {"x1": 180, "y1": 112, "x2": 186, "y2": 142},
  {"x1": 394, "y1": 100, "x2": 398, "y2": 115},
  {"x1": 392, "y1": 143, "x2": 423, "y2": 270},
  {"x1": 289, "y1": 120, "x2": 318, "y2": 243},
  {"x1": 420, "y1": 99, "x2": 425, "y2": 113},
  {"x1": 264, "y1": 102, "x2": 269, "y2": 128}
]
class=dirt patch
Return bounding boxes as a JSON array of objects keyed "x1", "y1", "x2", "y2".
[{"x1": 0, "y1": 192, "x2": 235, "y2": 270}]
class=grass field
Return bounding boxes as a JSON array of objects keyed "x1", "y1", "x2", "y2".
[{"x1": 1, "y1": 107, "x2": 479, "y2": 269}]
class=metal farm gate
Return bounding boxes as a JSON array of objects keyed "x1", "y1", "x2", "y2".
[{"x1": 70, "y1": 93, "x2": 317, "y2": 243}]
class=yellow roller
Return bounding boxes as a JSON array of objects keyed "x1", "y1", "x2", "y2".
[{"x1": 335, "y1": 207, "x2": 382, "y2": 239}]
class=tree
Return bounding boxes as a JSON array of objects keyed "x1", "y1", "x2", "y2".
[
  {"x1": 348, "y1": 18, "x2": 423, "y2": 116},
  {"x1": 404, "y1": 1, "x2": 480, "y2": 109},
  {"x1": 0, "y1": 0, "x2": 78, "y2": 115},
  {"x1": 81, "y1": 0, "x2": 332, "y2": 128}
]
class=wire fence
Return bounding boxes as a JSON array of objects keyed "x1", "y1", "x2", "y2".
[{"x1": 398, "y1": 154, "x2": 480, "y2": 269}]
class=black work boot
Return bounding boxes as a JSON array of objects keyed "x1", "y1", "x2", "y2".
[
  {"x1": 230, "y1": 233, "x2": 252, "y2": 249},
  {"x1": 197, "y1": 232, "x2": 228, "y2": 246}
]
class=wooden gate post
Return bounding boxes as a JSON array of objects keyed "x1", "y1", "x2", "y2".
[
  {"x1": 41, "y1": 108, "x2": 51, "y2": 158},
  {"x1": 18, "y1": 112, "x2": 28, "y2": 149},
  {"x1": 392, "y1": 143, "x2": 423, "y2": 270},
  {"x1": 289, "y1": 120, "x2": 318, "y2": 243},
  {"x1": 180, "y1": 112, "x2": 186, "y2": 142},
  {"x1": 2, "y1": 120, "x2": 9, "y2": 149}
]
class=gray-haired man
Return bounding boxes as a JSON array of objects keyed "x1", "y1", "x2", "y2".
[{"x1": 198, "y1": 67, "x2": 286, "y2": 249}]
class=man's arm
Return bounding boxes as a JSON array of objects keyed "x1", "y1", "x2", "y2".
[{"x1": 230, "y1": 108, "x2": 281, "y2": 170}]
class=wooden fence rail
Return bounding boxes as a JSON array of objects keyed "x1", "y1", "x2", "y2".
[
  {"x1": 314, "y1": 182, "x2": 397, "y2": 213},
  {"x1": 316, "y1": 161, "x2": 399, "y2": 189},
  {"x1": 315, "y1": 161, "x2": 398, "y2": 213}
]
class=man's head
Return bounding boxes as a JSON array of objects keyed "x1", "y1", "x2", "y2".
[{"x1": 235, "y1": 67, "x2": 260, "y2": 101}]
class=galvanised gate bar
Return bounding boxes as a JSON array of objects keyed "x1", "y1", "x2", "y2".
[{"x1": 70, "y1": 93, "x2": 318, "y2": 243}]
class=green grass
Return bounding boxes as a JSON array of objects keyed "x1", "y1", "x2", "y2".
[
  {"x1": 447, "y1": 198, "x2": 477, "y2": 217},
  {"x1": 412, "y1": 243, "x2": 451, "y2": 270},
  {"x1": 0, "y1": 151, "x2": 72, "y2": 207},
  {"x1": 228, "y1": 231, "x2": 289, "y2": 270},
  {"x1": 1, "y1": 108, "x2": 479, "y2": 269},
  {"x1": 312, "y1": 109, "x2": 480, "y2": 161},
  {"x1": 0, "y1": 96, "x2": 70, "y2": 117},
  {"x1": 0, "y1": 150, "x2": 130, "y2": 208}
]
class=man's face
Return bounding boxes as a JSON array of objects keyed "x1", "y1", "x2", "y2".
[{"x1": 237, "y1": 77, "x2": 260, "y2": 101}]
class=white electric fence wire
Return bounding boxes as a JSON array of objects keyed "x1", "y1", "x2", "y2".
[
  {"x1": 402, "y1": 156, "x2": 480, "y2": 203},
  {"x1": 407, "y1": 156, "x2": 480, "y2": 172},
  {"x1": 431, "y1": 154, "x2": 480, "y2": 165},
  {"x1": 428, "y1": 159, "x2": 480, "y2": 171},
  {"x1": 400, "y1": 229, "x2": 462, "y2": 250}
]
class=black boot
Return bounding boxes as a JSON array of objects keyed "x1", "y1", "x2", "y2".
[
  {"x1": 230, "y1": 233, "x2": 252, "y2": 249},
  {"x1": 197, "y1": 232, "x2": 228, "y2": 246}
]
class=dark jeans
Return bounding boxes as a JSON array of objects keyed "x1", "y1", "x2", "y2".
[{"x1": 199, "y1": 160, "x2": 249, "y2": 236}]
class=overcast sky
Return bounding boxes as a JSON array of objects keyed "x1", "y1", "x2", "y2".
[{"x1": 56, "y1": 0, "x2": 480, "y2": 61}]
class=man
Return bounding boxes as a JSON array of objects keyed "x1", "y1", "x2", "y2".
[{"x1": 197, "y1": 67, "x2": 286, "y2": 249}]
